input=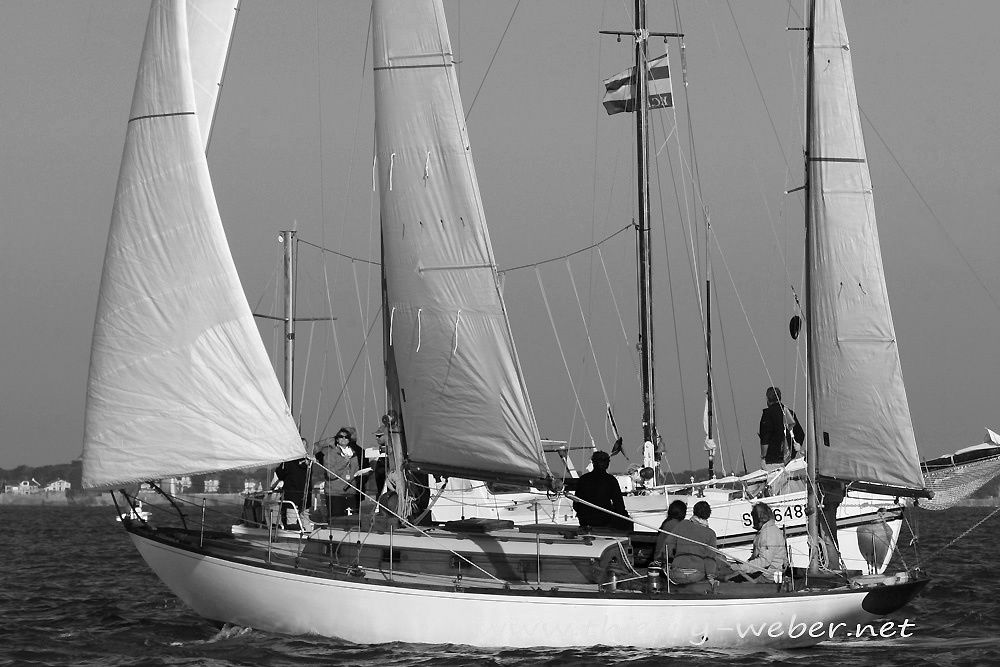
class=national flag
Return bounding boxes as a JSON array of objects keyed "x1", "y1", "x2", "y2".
[{"x1": 602, "y1": 53, "x2": 673, "y2": 115}]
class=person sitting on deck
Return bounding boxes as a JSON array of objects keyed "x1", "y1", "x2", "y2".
[
  {"x1": 652, "y1": 499, "x2": 687, "y2": 564},
  {"x1": 728, "y1": 502, "x2": 789, "y2": 583},
  {"x1": 573, "y1": 450, "x2": 632, "y2": 532},
  {"x1": 664, "y1": 500, "x2": 723, "y2": 584}
]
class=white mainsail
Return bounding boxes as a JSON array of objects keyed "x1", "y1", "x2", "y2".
[
  {"x1": 186, "y1": 0, "x2": 239, "y2": 149},
  {"x1": 372, "y1": 0, "x2": 549, "y2": 484},
  {"x1": 806, "y1": 0, "x2": 924, "y2": 492},
  {"x1": 82, "y1": 0, "x2": 304, "y2": 488}
]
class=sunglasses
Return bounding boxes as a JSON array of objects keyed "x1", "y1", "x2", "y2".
[{"x1": 336, "y1": 435, "x2": 349, "y2": 440}]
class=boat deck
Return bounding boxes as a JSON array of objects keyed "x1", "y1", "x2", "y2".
[{"x1": 145, "y1": 523, "x2": 866, "y2": 600}]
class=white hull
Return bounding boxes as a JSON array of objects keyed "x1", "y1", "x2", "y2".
[{"x1": 130, "y1": 528, "x2": 923, "y2": 648}]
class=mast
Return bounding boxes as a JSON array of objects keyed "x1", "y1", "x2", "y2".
[
  {"x1": 705, "y1": 239, "x2": 714, "y2": 479},
  {"x1": 803, "y1": 0, "x2": 820, "y2": 575},
  {"x1": 280, "y1": 230, "x2": 297, "y2": 410},
  {"x1": 601, "y1": 6, "x2": 684, "y2": 471},
  {"x1": 633, "y1": 0, "x2": 657, "y2": 456}
]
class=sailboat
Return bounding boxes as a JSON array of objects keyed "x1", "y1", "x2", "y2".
[{"x1": 84, "y1": 0, "x2": 930, "y2": 648}]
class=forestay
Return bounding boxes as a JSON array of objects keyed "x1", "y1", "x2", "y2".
[
  {"x1": 82, "y1": 0, "x2": 304, "y2": 488},
  {"x1": 372, "y1": 0, "x2": 549, "y2": 485},
  {"x1": 806, "y1": 0, "x2": 924, "y2": 493}
]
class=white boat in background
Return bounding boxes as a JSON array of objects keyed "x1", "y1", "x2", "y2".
[
  {"x1": 429, "y1": 460, "x2": 903, "y2": 575},
  {"x1": 116, "y1": 499, "x2": 151, "y2": 522},
  {"x1": 81, "y1": 0, "x2": 938, "y2": 649}
]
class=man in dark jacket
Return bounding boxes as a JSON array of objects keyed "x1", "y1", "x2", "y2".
[
  {"x1": 273, "y1": 457, "x2": 312, "y2": 531},
  {"x1": 759, "y1": 386, "x2": 804, "y2": 467},
  {"x1": 573, "y1": 450, "x2": 632, "y2": 531}
]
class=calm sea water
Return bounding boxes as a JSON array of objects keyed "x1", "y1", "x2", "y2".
[{"x1": 1, "y1": 504, "x2": 997, "y2": 666}]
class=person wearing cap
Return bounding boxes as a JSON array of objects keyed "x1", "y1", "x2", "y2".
[
  {"x1": 314, "y1": 427, "x2": 361, "y2": 520},
  {"x1": 572, "y1": 450, "x2": 632, "y2": 531}
]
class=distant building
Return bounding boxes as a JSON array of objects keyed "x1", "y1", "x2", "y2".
[
  {"x1": 44, "y1": 479, "x2": 71, "y2": 493},
  {"x1": 244, "y1": 479, "x2": 263, "y2": 494},
  {"x1": 163, "y1": 476, "x2": 192, "y2": 495},
  {"x1": 203, "y1": 478, "x2": 220, "y2": 494},
  {"x1": 9, "y1": 479, "x2": 41, "y2": 494}
]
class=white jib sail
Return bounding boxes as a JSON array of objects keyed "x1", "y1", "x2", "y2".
[
  {"x1": 807, "y1": 0, "x2": 923, "y2": 491},
  {"x1": 82, "y1": 0, "x2": 304, "y2": 488},
  {"x1": 373, "y1": 0, "x2": 549, "y2": 484},
  {"x1": 186, "y1": 0, "x2": 239, "y2": 149}
]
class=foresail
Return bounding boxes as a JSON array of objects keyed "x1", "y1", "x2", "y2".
[
  {"x1": 186, "y1": 0, "x2": 239, "y2": 149},
  {"x1": 806, "y1": 0, "x2": 924, "y2": 493},
  {"x1": 372, "y1": 0, "x2": 549, "y2": 485},
  {"x1": 82, "y1": 0, "x2": 304, "y2": 489}
]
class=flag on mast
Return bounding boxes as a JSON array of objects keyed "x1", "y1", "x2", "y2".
[{"x1": 602, "y1": 53, "x2": 672, "y2": 115}]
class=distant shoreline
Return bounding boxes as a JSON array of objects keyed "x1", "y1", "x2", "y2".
[
  {"x1": 0, "y1": 491, "x2": 247, "y2": 507},
  {"x1": 0, "y1": 492, "x2": 113, "y2": 506}
]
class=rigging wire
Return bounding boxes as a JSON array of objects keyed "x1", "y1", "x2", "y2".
[
  {"x1": 597, "y1": 246, "x2": 639, "y2": 374},
  {"x1": 859, "y1": 107, "x2": 1000, "y2": 317},
  {"x1": 318, "y1": 312, "x2": 383, "y2": 437},
  {"x1": 465, "y1": 0, "x2": 521, "y2": 120},
  {"x1": 500, "y1": 224, "x2": 633, "y2": 274},
  {"x1": 566, "y1": 260, "x2": 614, "y2": 423},
  {"x1": 710, "y1": 227, "x2": 779, "y2": 394},
  {"x1": 300, "y1": 239, "x2": 379, "y2": 265},
  {"x1": 725, "y1": 0, "x2": 791, "y2": 174},
  {"x1": 651, "y1": 132, "x2": 694, "y2": 471},
  {"x1": 535, "y1": 267, "x2": 597, "y2": 447},
  {"x1": 921, "y1": 503, "x2": 1000, "y2": 565}
]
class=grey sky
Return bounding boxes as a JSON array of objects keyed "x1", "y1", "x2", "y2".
[{"x1": 3, "y1": 1, "x2": 999, "y2": 472}]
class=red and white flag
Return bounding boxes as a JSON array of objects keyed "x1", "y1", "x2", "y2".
[{"x1": 602, "y1": 52, "x2": 673, "y2": 115}]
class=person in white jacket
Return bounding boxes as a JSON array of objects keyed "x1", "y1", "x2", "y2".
[{"x1": 730, "y1": 502, "x2": 788, "y2": 582}]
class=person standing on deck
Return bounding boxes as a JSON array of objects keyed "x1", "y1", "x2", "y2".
[
  {"x1": 315, "y1": 428, "x2": 361, "y2": 520},
  {"x1": 272, "y1": 456, "x2": 313, "y2": 531},
  {"x1": 573, "y1": 450, "x2": 632, "y2": 531},
  {"x1": 367, "y1": 427, "x2": 389, "y2": 496},
  {"x1": 759, "y1": 386, "x2": 804, "y2": 470}
]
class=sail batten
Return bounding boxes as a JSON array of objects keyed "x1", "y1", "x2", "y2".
[
  {"x1": 82, "y1": 0, "x2": 304, "y2": 489},
  {"x1": 373, "y1": 0, "x2": 549, "y2": 485},
  {"x1": 806, "y1": 0, "x2": 925, "y2": 493}
]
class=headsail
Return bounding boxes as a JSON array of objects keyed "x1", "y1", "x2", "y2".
[
  {"x1": 186, "y1": 0, "x2": 240, "y2": 149},
  {"x1": 82, "y1": 0, "x2": 304, "y2": 488},
  {"x1": 806, "y1": 0, "x2": 925, "y2": 494},
  {"x1": 372, "y1": 0, "x2": 549, "y2": 485}
]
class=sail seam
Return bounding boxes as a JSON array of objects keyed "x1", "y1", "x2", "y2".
[
  {"x1": 374, "y1": 63, "x2": 452, "y2": 71},
  {"x1": 128, "y1": 111, "x2": 196, "y2": 123},
  {"x1": 808, "y1": 157, "x2": 865, "y2": 163},
  {"x1": 419, "y1": 263, "x2": 493, "y2": 272}
]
